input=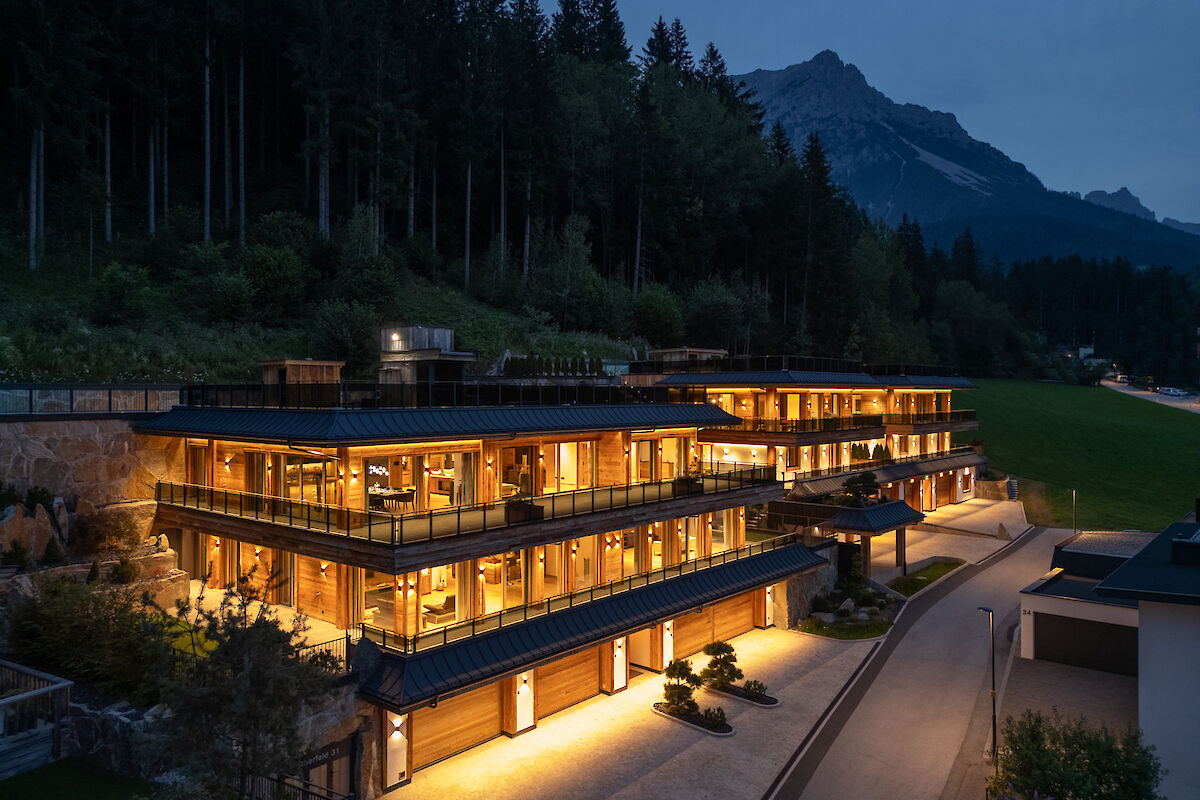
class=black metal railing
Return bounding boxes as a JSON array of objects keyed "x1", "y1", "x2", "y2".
[
  {"x1": 789, "y1": 446, "x2": 979, "y2": 485},
  {"x1": 627, "y1": 354, "x2": 867, "y2": 376},
  {"x1": 238, "y1": 773, "x2": 352, "y2": 800},
  {"x1": 707, "y1": 414, "x2": 885, "y2": 435},
  {"x1": 155, "y1": 463, "x2": 777, "y2": 546},
  {"x1": 360, "y1": 531, "x2": 805, "y2": 655},
  {"x1": 180, "y1": 381, "x2": 704, "y2": 409},
  {"x1": 866, "y1": 363, "x2": 963, "y2": 377},
  {"x1": 882, "y1": 410, "x2": 977, "y2": 425},
  {"x1": 0, "y1": 384, "x2": 181, "y2": 415},
  {"x1": 295, "y1": 635, "x2": 351, "y2": 672}
]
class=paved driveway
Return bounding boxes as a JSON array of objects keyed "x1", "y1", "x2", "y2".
[
  {"x1": 770, "y1": 527, "x2": 1064, "y2": 800},
  {"x1": 392, "y1": 628, "x2": 873, "y2": 800}
]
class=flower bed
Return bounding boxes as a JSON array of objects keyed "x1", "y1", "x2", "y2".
[
  {"x1": 705, "y1": 682, "x2": 779, "y2": 707},
  {"x1": 652, "y1": 702, "x2": 734, "y2": 736}
]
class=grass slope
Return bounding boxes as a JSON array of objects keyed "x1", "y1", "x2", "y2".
[{"x1": 963, "y1": 379, "x2": 1200, "y2": 531}]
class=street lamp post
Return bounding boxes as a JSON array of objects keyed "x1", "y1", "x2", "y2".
[
  {"x1": 1072, "y1": 488, "x2": 1077, "y2": 536},
  {"x1": 978, "y1": 605, "x2": 997, "y2": 772}
]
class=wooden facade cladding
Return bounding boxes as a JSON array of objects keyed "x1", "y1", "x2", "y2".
[
  {"x1": 666, "y1": 590, "x2": 759, "y2": 661},
  {"x1": 410, "y1": 682, "x2": 502, "y2": 770},
  {"x1": 535, "y1": 647, "x2": 600, "y2": 719},
  {"x1": 153, "y1": 482, "x2": 780, "y2": 576},
  {"x1": 883, "y1": 418, "x2": 980, "y2": 436}
]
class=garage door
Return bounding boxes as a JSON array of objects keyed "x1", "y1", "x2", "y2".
[
  {"x1": 672, "y1": 606, "x2": 714, "y2": 659},
  {"x1": 412, "y1": 683, "x2": 502, "y2": 770},
  {"x1": 712, "y1": 592, "x2": 756, "y2": 643},
  {"x1": 536, "y1": 647, "x2": 600, "y2": 719},
  {"x1": 1033, "y1": 612, "x2": 1138, "y2": 676}
]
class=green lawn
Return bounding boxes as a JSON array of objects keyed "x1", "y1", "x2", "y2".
[
  {"x1": 0, "y1": 759, "x2": 153, "y2": 800},
  {"x1": 887, "y1": 559, "x2": 962, "y2": 597},
  {"x1": 960, "y1": 379, "x2": 1200, "y2": 531}
]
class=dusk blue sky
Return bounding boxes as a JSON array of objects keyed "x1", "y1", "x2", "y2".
[{"x1": 615, "y1": 1, "x2": 1200, "y2": 223}]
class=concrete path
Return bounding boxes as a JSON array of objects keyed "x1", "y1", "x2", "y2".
[
  {"x1": 767, "y1": 526, "x2": 1064, "y2": 800},
  {"x1": 393, "y1": 628, "x2": 873, "y2": 800},
  {"x1": 1101, "y1": 378, "x2": 1200, "y2": 415},
  {"x1": 920, "y1": 498, "x2": 1029, "y2": 537},
  {"x1": 869, "y1": 527, "x2": 1013, "y2": 585}
]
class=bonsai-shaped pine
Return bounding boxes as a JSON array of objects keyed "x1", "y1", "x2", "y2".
[
  {"x1": 662, "y1": 658, "x2": 702, "y2": 716},
  {"x1": 41, "y1": 535, "x2": 66, "y2": 566},
  {"x1": 698, "y1": 641, "x2": 744, "y2": 690},
  {"x1": 841, "y1": 471, "x2": 881, "y2": 507}
]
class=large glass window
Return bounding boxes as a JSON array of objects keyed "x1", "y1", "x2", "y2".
[
  {"x1": 634, "y1": 440, "x2": 654, "y2": 483},
  {"x1": 284, "y1": 456, "x2": 337, "y2": 504},
  {"x1": 542, "y1": 441, "x2": 596, "y2": 493},
  {"x1": 500, "y1": 446, "x2": 536, "y2": 497},
  {"x1": 660, "y1": 437, "x2": 685, "y2": 480}
]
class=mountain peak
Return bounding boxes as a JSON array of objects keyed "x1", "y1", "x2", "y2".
[{"x1": 1084, "y1": 188, "x2": 1156, "y2": 221}]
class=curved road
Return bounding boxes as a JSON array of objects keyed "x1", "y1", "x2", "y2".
[{"x1": 767, "y1": 526, "x2": 1064, "y2": 800}]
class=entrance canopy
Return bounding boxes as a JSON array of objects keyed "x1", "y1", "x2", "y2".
[{"x1": 818, "y1": 500, "x2": 924, "y2": 536}]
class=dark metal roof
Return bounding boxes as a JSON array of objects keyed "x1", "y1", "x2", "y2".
[
  {"x1": 1026, "y1": 573, "x2": 1139, "y2": 609},
  {"x1": 357, "y1": 541, "x2": 826, "y2": 712},
  {"x1": 791, "y1": 451, "x2": 987, "y2": 499},
  {"x1": 1097, "y1": 522, "x2": 1200, "y2": 605},
  {"x1": 657, "y1": 370, "x2": 882, "y2": 388},
  {"x1": 871, "y1": 375, "x2": 976, "y2": 389},
  {"x1": 820, "y1": 500, "x2": 924, "y2": 534},
  {"x1": 1050, "y1": 531, "x2": 1155, "y2": 580},
  {"x1": 133, "y1": 403, "x2": 740, "y2": 445}
]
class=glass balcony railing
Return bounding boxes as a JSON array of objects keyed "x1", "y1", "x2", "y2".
[
  {"x1": 788, "y1": 446, "x2": 979, "y2": 485},
  {"x1": 359, "y1": 531, "x2": 809, "y2": 655},
  {"x1": 154, "y1": 463, "x2": 777, "y2": 546},
  {"x1": 705, "y1": 414, "x2": 885, "y2": 435},
  {"x1": 882, "y1": 410, "x2": 977, "y2": 425}
]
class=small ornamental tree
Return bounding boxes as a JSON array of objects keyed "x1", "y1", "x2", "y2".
[
  {"x1": 159, "y1": 569, "x2": 336, "y2": 800},
  {"x1": 662, "y1": 658, "x2": 702, "y2": 716},
  {"x1": 698, "y1": 641, "x2": 743, "y2": 690},
  {"x1": 842, "y1": 471, "x2": 881, "y2": 506},
  {"x1": 989, "y1": 710, "x2": 1164, "y2": 800}
]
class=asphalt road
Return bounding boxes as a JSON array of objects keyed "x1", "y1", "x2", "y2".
[{"x1": 765, "y1": 526, "x2": 1064, "y2": 800}]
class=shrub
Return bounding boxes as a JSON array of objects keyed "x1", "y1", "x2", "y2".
[
  {"x1": 41, "y1": 536, "x2": 65, "y2": 566},
  {"x1": 69, "y1": 511, "x2": 142, "y2": 556},
  {"x1": 835, "y1": 607, "x2": 851, "y2": 619},
  {"x1": 110, "y1": 556, "x2": 140, "y2": 585},
  {"x1": 743, "y1": 679, "x2": 768, "y2": 700},
  {"x1": 2, "y1": 539, "x2": 30, "y2": 571},
  {"x1": 8, "y1": 576, "x2": 173, "y2": 705},
  {"x1": 699, "y1": 641, "x2": 744, "y2": 690},
  {"x1": 0, "y1": 483, "x2": 20, "y2": 510},
  {"x1": 870, "y1": 444, "x2": 893, "y2": 462},
  {"x1": 90, "y1": 261, "x2": 154, "y2": 324},
  {"x1": 811, "y1": 595, "x2": 833, "y2": 613},
  {"x1": 24, "y1": 486, "x2": 53, "y2": 516},
  {"x1": 989, "y1": 710, "x2": 1164, "y2": 800},
  {"x1": 86, "y1": 560, "x2": 100, "y2": 583},
  {"x1": 662, "y1": 658, "x2": 702, "y2": 716},
  {"x1": 700, "y1": 706, "x2": 727, "y2": 731}
]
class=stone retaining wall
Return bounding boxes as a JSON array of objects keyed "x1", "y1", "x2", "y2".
[
  {"x1": 976, "y1": 476, "x2": 1010, "y2": 501},
  {"x1": 781, "y1": 554, "x2": 838, "y2": 628}
]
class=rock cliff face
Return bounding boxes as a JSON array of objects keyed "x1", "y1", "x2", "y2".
[
  {"x1": 1084, "y1": 187, "x2": 1156, "y2": 220},
  {"x1": 0, "y1": 420, "x2": 183, "y2": 507},
  {"x1": 738, "y1": 51, "x2": 1200, "y2": 266}
]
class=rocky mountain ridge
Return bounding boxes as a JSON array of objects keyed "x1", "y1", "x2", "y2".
[{"x1": 737, "y1": 51, "x2": 1200, "y2": 265}]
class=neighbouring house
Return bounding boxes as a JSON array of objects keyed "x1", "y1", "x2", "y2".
[{"x1": 1019, "y1": 519, "x2": 1200, "y2": 800}]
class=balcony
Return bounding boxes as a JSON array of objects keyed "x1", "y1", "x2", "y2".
[
  {"x1": 153, "y1": 464, "x2": 781, "y2": 574},
  {"x1": 180, "y1": 381, "x2": 704, "y2": 409},
  {"x1": 698, "y1": 414, "x2": 886, "y2": 447},
  {"x1": 883, "y1": 410, "x2": 979, "y2": 435},
  {"x1": 360, "y1": 531, "x2": 813, "y2": 655},
  {"x1": 789, "y1": 446, "x2": 986, "y2": 499}
]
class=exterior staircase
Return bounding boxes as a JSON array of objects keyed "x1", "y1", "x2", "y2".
[{"x1": 1007, "y1": 478, "x2": 1020, "y2": 500}]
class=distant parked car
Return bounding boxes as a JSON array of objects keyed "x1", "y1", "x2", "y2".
[
  {"x1": 1160, "y1": 387, "x2": 1188, "y2": 397},
  {"x1": 1115, "y1": 374, "x2": 1130, "y2": 384}
]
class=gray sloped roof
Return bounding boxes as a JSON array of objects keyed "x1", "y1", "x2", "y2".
[
  {"x1": 871, "y1": 375, "x2": 976, "y2": 389},
  {"x1": 357, "y1": 541, "x2": 826, "y2": 712},
  {"x1": 657, "y1": 371, "x2": 882, "y2": 388},
  {"x1": 819, "y1": 500, "x2": 924, "y2": 534},
  {"x1": 133, "y1": 403, "x2": 739, "y2": 445},
  {"x1": 790, "y1": 450, "x2": 987, "y2": 499}
]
